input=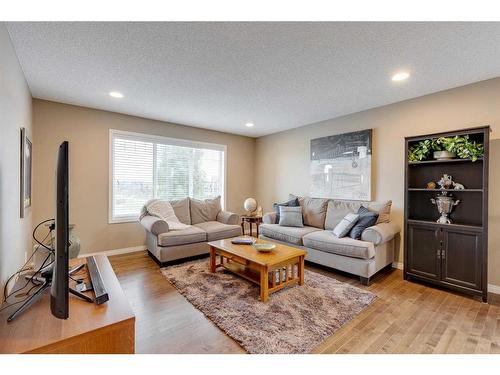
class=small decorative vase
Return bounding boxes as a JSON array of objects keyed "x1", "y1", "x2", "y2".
[
  {"x1": 426, "y1": 181, "x2": 436, "y2": 190},
  {"x1": 68, "y1": 224, "x2": 81, "y2": 259},
  {"x1": 438, "y1": 174, "x2": 454, "y2": 189}
]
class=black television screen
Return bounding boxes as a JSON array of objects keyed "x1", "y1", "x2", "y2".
[{"x1": 50, "y1": 141, "x2": 69, "y2": 319}]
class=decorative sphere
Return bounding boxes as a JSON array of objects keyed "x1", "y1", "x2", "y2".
[{"x1": 244, "y1": 198, "x2": 257, "y2": 213}]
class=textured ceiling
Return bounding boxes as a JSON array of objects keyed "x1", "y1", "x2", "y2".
[{"x1": 6, "y1": 22, "x2": 500, "y2": 137}]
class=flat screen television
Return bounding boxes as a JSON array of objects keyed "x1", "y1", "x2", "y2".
[{"x1": 50, "y1": 141, "x2": 69, "y2": 319}]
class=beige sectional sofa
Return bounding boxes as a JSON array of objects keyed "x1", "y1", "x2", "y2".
[
  {"x1": 260, "y1": 195, "x2": 400, "y2": 285},
  {"x1": 140, "y1": 197, "x2": 242, "y2": 266}
]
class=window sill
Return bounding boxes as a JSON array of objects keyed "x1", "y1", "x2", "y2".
[{"x1": 109, "y1": 217, "x2": 139, "y2": 224}]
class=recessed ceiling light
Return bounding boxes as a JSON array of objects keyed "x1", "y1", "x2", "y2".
[
  {"x1": 391, "y1": 72, "x2": 410, "y2": 82},
  {"x1": 109, "y1": 91, "x2": 124, "y2": 98},
  {"x1": 245, "y1": 122, "x2": 254, "y2": 128}
]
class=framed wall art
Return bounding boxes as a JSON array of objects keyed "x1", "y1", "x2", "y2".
[
  {"x1": 20, "y1": 127, "x2": 32, "y2": 218},
  {"x1": 310, "y1": 129, "x2": 372, "y2": 201}
]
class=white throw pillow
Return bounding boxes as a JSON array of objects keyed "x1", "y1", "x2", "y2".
[
  {"x1": 333, "y1": 213, "x2": 359, "y2": 238},
  {"x1": 146, "y1": 200, "x2": 190, "y2": 230}
]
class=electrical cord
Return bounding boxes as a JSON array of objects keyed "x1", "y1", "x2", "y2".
[
  {"x1": 5, "y1": 252, "x2": 53, "y2": 303},
  {"x1": 0, "y1": 283, "x2": 40, "y2": 313},
  {"x1": 2, "y1": 218, "x2": 54, "y2": 302},
  {"x1": 32, "y1": 218, "x2": 55, "y2": 251},
  {"x1": 2, "y1": 230, "x2": 51, "y2": 302}
]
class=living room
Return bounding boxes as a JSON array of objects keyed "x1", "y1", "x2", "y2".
[{"x1": 1, "y1": 1, "x2": 500, "y2": 373}]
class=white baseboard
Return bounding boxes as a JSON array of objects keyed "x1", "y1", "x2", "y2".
[
  {"x1": 78, "y1": 245, "x2": 146, "y2": 259},
  {"x1": 391, "y1": 262, "x2": 500, "y2": 296},
  {"x1": 392, "y1": 262, "x2": 403, "y2": 270},
  {"x1": 487, "y1": 283, "x2": 500, "y2": 295}
]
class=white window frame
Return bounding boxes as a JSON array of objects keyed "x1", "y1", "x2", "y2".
[{"x1": 109, "y1": 129, "x2": 227, "y2": 224}]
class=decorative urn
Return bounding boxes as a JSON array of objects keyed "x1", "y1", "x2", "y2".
[
  {"x1": 68, "y1": 224, "x2": 81, "y2": 259},
  {"x1": 430, "y1": 192, "x2": 460, "y2": 224}
]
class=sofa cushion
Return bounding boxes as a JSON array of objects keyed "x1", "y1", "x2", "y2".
[
  {"x1": 157, "y1": 226, "x2": 207, "y2": 247},
  {"x1": 259, "y1": 224, "x2": 320, "y2": 246},
  {"x1": 303, "y1": 230, "x2": 375, "y2": 260},
  {"x1": 190, "y1": 196, "x2": 221, "y2": 224},
  {"x1": 290, "y1": 194, "x2": 328, "y2": 229},
  {"x1": 325, "y1": 199, "x2": 392, "y2": 230},
  {"x1": 278, "y1": 206, "x2": 304, "y2": 227},
  {"x1": 170, "y1": 198, "x2": 191, "y2": 225},
  {"x1": 368, "y1": 200, "x2": 392, "y2": 224},
  {"x1": 193, "y1": 221, "x2": 242, "y2": 241}
]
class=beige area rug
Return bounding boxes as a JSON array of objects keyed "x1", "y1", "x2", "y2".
[{"x1": 161, "y1": 260, "x2": 375, "y2": 354}]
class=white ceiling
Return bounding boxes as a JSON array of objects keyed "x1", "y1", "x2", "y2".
[{"x1": 6, "y1": 22, "x2": 500, "y2": 137}]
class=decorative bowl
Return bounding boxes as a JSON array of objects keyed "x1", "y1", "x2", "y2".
[{"x1": 252, "y1": 243, "x2": 276, "y2": 252}]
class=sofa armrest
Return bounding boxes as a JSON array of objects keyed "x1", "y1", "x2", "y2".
[
  {"x1": 140, "y1": 215, "x2": 169, "y2": 236},
  {"x1": 263, "y1": 212, "x2": 277, "y2": 224},
  {"x1": 361, "y1": 222, "x2": 401, "y2": 245},
  {"x1": 217, "y1": 210, "x2": 240, "y2": 225}
]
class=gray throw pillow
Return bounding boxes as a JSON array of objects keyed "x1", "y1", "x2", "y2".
[
  {"x1": 273, "y1": 197, "x2": 300, "y2": 223},
  {"x1": 349, "y1": 206, "x2": 379, "y2": 240},
  {"x1": 333, "y1": 213, "x2": 359, "y2": 238},
  {"x1": 279, "y1": 206, "x2": 304, "y2": 227}
]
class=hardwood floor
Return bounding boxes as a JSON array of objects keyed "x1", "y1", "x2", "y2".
[{"x1": 108, "y1": 251, "x2": 500, "y2": 354}]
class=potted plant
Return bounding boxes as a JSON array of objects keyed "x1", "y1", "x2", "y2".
[
  {"x1": 408, "y1": 135, "x2": 484, "y2": 162},
  {"x1": 432, "y1": 137, "x2": 456, "y2": 160}
]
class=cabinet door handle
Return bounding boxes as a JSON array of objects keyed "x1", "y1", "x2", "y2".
[
  {"x1": 436, "y1": 249, "x2": 441, "y2": 259},
  {"x1": 441, "y1": 249, "x2": 445, "y2": 260}
]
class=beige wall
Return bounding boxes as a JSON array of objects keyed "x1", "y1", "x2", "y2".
[
  {"x1": 0, "y1": 24, "x2": 33, "y2": 295},
  {"x1": 255, "y1": 77, "x2": 500, "y2": 286},
  {"x1": 33, "y1": 100, "x2": 255, "y2": 255}
]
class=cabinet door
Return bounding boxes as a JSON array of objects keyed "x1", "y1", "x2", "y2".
[
  {"x1": 441, "y1": 228, "x2": 482, "y2": 291},
  {"x1": 407, "y1": 223, "x2": 441, "y2": 280}
]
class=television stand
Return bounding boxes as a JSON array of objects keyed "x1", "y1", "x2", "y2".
[
  {"x1": 6, "y1": 264, "x2": 92, "y2": 322},
  {"x1": 0, "y1": 255, "x2": 135, "y2": 354}
]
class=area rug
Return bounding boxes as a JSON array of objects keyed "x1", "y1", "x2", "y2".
[{"x1": 161, "y1": 260, "x2": 375, "y2": 354}]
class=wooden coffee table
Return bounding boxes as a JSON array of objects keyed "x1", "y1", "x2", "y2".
[{"x1": 208, "y1": 238, "x2": 306, "y2": 302}]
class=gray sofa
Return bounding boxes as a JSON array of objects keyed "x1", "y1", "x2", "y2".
[
  {"x1": 140, "y1": 197, "x2": 242, "y2": 266},
  {"x1": 260, "y1": 195, "x2": 400, "y2": 285}
]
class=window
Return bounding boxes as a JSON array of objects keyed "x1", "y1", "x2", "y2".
[{"x1": 109, "y1": 130, "x2": 226, "y2": 223}]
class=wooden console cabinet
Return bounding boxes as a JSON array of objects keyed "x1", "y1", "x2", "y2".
[
  {"x1": 404, "y1": 127, "x2": 489, "y2": 302},
  {"x1": 0, "y1": 255, "x2": 135, "y2": 353}
]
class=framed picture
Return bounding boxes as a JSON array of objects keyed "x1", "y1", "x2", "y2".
[
  {"x1": 310, "y1": 129, "x2": 372, "y2": 201},
  {"x1": 20, "y1": 127, "x2": 32, "y2": 218}
]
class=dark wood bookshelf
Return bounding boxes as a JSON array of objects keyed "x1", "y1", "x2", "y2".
[
  {"x1": 404, "y1": 126, "x2": 490, "y2": 302},
  {"x1": 407, "y1": 188, "x2": 483, "y2": 192}
]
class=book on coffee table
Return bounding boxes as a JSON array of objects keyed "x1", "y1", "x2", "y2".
[{"x1": 231, "y1": 237, "x2": 256, "y2": 245}]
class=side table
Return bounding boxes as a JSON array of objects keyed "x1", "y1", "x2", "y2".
[{"x1": 241, "y1": 216, "x2": 263, "y2": 237}]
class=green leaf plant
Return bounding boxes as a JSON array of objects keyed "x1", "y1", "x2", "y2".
[{"x1": 408, "y1": 135, "x2": 484, "y2": 162}]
